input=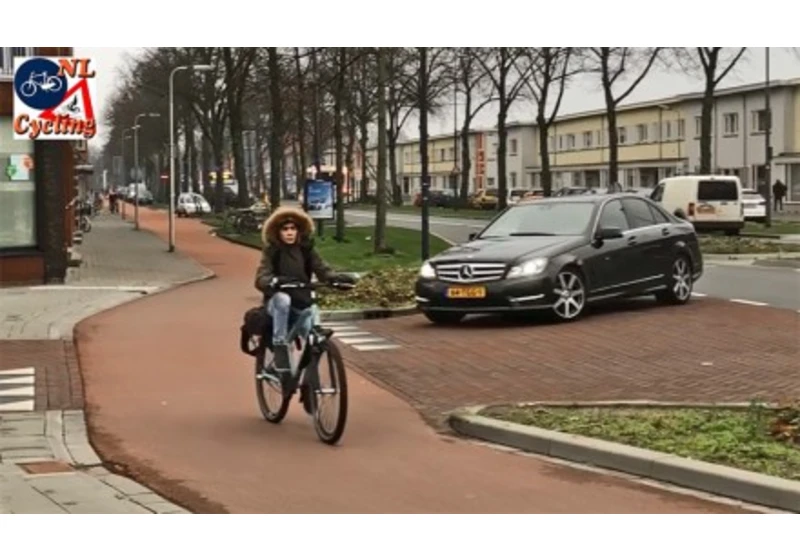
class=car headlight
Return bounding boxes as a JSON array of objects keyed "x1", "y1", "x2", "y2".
[
  {"x1": 506, "y1": 258, "x2": 548, "y2": 279},
  {"x1": 419, "y1": 261, "x2": 436, "y2": 279}
]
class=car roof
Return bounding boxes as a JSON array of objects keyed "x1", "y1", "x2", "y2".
[{"x1": 517, "y1": 193, "x2": 639, "y2": 206}]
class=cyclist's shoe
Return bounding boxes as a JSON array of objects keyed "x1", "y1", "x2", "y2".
[{"x1": 272, "y1": 342, "x2": 292, "y2": 373}]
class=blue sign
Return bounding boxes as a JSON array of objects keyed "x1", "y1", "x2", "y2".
[{"x1": 304, "y1": 179, "x2": 335, "y2": 220}]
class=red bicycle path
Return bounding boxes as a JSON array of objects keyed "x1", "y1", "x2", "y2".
[{"x1": 74, "y1": 208, "x2": 742, "y2": 513}]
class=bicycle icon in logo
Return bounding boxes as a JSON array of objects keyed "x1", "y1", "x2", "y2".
[{"x1": 19, "y1": 71, "x2": 64, "y2": 98}]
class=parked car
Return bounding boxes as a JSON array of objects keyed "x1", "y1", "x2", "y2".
[
  {"x1": 415, "y1": 193, "x2": 703, "y2": 325},
  {"x1": 470, "y1": 188, "x2": 499, "y2": 210},
  {"x1": 508, "y1": 189, "x2": 531, "y2": 205},
  {"x1": 742, "y1": 189, "x2": 766, "y2": 222},
  {"x1": 650, "y1": 175, "x2": 744, "y2": 235},
  {"x1": 176, "y1": 193, "x2": 210, "y2": 216}
]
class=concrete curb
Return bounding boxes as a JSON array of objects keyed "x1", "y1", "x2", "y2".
[
  {"x1": 704, "y1": 251, "x2": 800, "y2": 262},
  {"x1": 320, "y1": 306, "x2": 418, "y2": 321},
  {"x1": 449, "y1": 412, "x2": 800, "y2": 513}
]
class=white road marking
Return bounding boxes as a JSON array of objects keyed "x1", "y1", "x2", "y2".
[
  {"x1": 336, "y1": 337, "x2": 386, "y2": 345},
  {"x1": 0, "y1": 367, "x2": 35, "y2": 412},
  {"x1": 351, "y1": 343, "x2": 401, "y2": 351},
  {"x1": 332, "y1": 331, "x2": 370, "y2": 338},
  {"x1": 691, "y1": 292, "x2": 707, "y2": 298},
  {"x1": 729, "y1": 298, "x2": 769, "y2": 307}
]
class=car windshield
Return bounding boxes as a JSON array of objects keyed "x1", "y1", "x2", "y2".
[{"x1": 479, "y1": 201, "x2": 596, "y2": 237}]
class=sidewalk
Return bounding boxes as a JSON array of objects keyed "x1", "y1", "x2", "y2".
[{"x1": 0, "y1": 214, "x2": 211, "y2": 513}]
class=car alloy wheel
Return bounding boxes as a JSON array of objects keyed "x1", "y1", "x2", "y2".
[
  {"x1": 553, "y1": 269, "x2": 586, "y2": 321},
  {"x1": 672, "y1": 257, "x2": 693, "y2": 302}
]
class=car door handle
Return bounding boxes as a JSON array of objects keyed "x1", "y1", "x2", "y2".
[
  {"x1": 662, "y1": 227, "x2": 670, "y2": 236},
  {"x1": 627, "y1": 236, "x2": 637, "y2": 246}
]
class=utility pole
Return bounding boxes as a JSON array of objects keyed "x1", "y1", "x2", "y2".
[
  {"x1": 419, "y1": 47, "x2": 431, "y2": 261},
  {"x1": 764, "y1": 47, "x2": 773, "y2": 228}
]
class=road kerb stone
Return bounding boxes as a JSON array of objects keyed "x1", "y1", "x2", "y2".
[
  {"x1": 449, "y1": 412, "x2": 800, "y2": 513},
  {"x1": 45, "y1": 411, "x2": 74, "y2": 464}
]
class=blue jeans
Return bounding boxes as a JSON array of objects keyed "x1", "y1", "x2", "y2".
[{"x1": 266, "y1": 293, "x2": 315, "y2": 345}]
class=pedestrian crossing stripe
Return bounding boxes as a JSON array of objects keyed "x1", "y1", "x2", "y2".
[
  {"x1": 0, "y1": 367, "x2": 35, "y2": 412},
  {"x1": 320, "y1": 323, "x2": 400, "y2": 352}
]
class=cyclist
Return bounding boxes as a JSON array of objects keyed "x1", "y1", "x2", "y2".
[{"x1": 254, "y1": 207, "x2": 350, "y2": 373}]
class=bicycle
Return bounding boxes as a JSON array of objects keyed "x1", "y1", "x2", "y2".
[
  {"x1": 244, "y1": 278, "x2": 357, "y2": 445},
  {"x1": 20, "y1": 71, "x2": 64, "y2": 98}
]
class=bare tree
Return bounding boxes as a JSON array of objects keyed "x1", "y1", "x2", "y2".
[
  {"x1": 333, "y1": 48, "x2": 347, "y2": 241},
  {"x1": 266, "y1": 47, "x2": 284, "y2": 210},
  {"x1": 520, "y1": 47, "x2": 575, "y2": 197},
  {"x1": 386, "y1": 48, "x2": 416, "y2": 206},
  {"x1": 222, "y1": 47, "x2": 257, "y2": 207},
  {"x1": 374, "y1": 48, "x2": 389, "y2": 253},
  {"x1": 673, "y1": 48, "x2": 747, "y2": 174},
  {"x1": 451, "y1": 48, "x2": 493, "y2": 201},
  {"x1": 475, "y1": 47, "x2": 531, "y2": 210},
  {"x1": 585, "y1": 47, "x2": 662, "y2": 187}
]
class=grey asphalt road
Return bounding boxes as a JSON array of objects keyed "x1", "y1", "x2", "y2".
[{"x1": 345, "y1": 209, "x2": 800, "y2": 311}]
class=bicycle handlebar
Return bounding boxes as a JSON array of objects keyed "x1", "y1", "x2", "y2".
[{"x1": 276, "y1": 280, "x2": 357, "y2": 291}]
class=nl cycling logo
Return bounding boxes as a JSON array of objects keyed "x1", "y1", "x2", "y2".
[{"x1": 13, "y1": 56, "x2": 97, "y2": 141}]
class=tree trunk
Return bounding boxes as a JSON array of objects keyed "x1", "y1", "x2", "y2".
[
  {"x1": 201, "y1": 133, "x2": 211, "y2": 193},
  {"x1": 388, "y1": 121, "x2": 401, "y2": 206},
  {"x1": 256, "y1": 128, "x2": 268, "y2": 200},
  {"x1": 374, "y1": 48, "x2": 388, "y2": 253},
  {"x1": 419, "y1": 47, "x2": 431, "y2": 260},
  {"x1": 700, "y1": 82, "x2": 715, "y2": 174},
  {"x1": 334, "y1": 49, "x2": 346, "y2": 241},
  {"x1": 601, "y1": 52, "x2": 620, "y2": 186},
  {"x1": 345, "y1": 117, "x2": 357, "y2": 205},
  {"x1": 460, "y1": 92, "x2": 473, "y2": 201},
  {"x1": 496, "y1": 105, "x2": 508, "y2": 210},
  {"x1": 267, "y1": 47, "x2": 283, "y2": 210},
  {"x1": 359, "y1": 122, "x2": 369, "y2": 202},
  {"x1": 537, "y1": 114, "x2": 552, "y2": 197},
  {"x1": 213, "y1": 130, "x2": 225, "y2": 214}
]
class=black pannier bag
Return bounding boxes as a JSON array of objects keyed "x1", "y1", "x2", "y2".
[{"x1": 239, "y1": 306, "x2": 273, "y2": 356}]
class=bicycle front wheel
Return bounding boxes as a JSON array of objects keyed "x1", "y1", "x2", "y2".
[
  {"x1": 309, "y1": 340, "x2": 348, "y2": 445},
  {"x1": 255, "y1": 349, "x2": 290, "y2": 424}
]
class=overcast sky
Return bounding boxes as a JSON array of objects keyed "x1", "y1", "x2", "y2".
[{"x1": 77, "y1": 47, "x2": 799, "y2": 146}]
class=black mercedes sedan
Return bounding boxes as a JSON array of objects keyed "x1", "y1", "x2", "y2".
[{"x1": 415, "y1": 193, "x2": 703, "y2": 325}]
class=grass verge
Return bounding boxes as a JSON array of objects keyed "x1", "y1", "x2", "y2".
[
  {"x1": 483, "y1": 403, "x2": 800, "y2": 481},
  {"x1": 348, "y1": 203, "x2": 496, "y2": 220},
  {"x1": 743, "y1": 220, "x2": 800, "y2": 236},
  {"x1": 699, "y1": 236, "x2": 800, "y2": 254}
]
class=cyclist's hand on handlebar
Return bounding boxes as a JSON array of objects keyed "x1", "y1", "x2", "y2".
[
  {"x1": 329, "y1": 273, "x2": 359, "y2": 286},
  {"x1": 270, "y1": 276, "x2": 298, "y2": 288}
]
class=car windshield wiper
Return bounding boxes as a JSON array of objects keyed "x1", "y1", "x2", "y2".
[{"x1": 509, "y1": 232, "x2": 558, "y2": 236}]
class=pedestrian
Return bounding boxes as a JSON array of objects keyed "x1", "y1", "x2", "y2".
[{"x1": 772, "y1": 180, "x2": 787, "y2": 212}]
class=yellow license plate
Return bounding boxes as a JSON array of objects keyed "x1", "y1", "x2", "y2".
[
  {"x1": 447, "y1": 286, "x2": 486, "y2": 299},
  {"x1": 696, "y1": 204, "x2": 716, "y2": 214}
]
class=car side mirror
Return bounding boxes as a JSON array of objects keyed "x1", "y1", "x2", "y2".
[
  {"x1": 468, "y1": 232, "x2": 477, "y2": 241},
  {"x1": 595, "y1": 227, "x2": 624, "y2": 241}
]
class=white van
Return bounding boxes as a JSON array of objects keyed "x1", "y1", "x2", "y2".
[{"x1": 650, "y1": 175, "x2": 744, "y2": 235}]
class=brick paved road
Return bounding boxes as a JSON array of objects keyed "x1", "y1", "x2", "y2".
[{"x1": 339, "y1": 298, "x2": 800, "y2": 424}]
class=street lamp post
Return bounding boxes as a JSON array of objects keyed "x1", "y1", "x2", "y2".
[
  {"x1": 169, "y1": 64, "x2": 213, "y2": 253},
  {"x1": 121, "y1": 128, "x2": 135, "y2": 220},
  {"x1": 133, "y1": 112, "x2": 161, "y2": 231},
  {"x1": 764, "y1": 47, "x2": 773, "y2": 228}
]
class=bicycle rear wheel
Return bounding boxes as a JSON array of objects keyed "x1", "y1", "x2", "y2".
[
  {"x1": 308, "y1": 340, "x2": 348, "y2": 445},
  {"x1": 255, "y1": 350, "x2": 291, "y2": 424}
]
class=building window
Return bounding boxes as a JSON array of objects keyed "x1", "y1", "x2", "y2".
[
  {"x1": 486, "y1": 177, "x2": 495, "y2": 187},
  {"x1": 625, "y1": 169, "x2": 636, "y2": 188},
  {"x1": 694, "y1": 116, "x2": 703, "y2": 137},
  {"x1": 583, "y1": 131, "x2": 593, "y2": 148},
  {"x1": 0, "y1": 117, "x2": 36, "y2": 249},
  {"x1": 448, "y1": 147, "x2": 455, "y2": 160},
  {"x1": 752, "y1": 110, "x2": 769, "y2": 133},
  {"x1": 439, "y1": 148, "x2": 446, "y2": 162},
  {"x1": 723, "y1": 113, "x2": 739, "y2": 135},
  {"x1": 618, "y1": 127, "x2": 627, "y2": 145},
  {"x1": 510, "y1": 172, "x2": 517, "y2": 188},
  {"x1": 558, "y1": 136, "x2": 564, "y2": 151},
  {"x1": 677, "y1": 119, "x2": 685, "y2": 139},
  {"x1": 572, "y1": 172, "x2": 581, "y2": 185},
  {"x1": 566, "y1": 134, "x2": 576, "y2": 150},
  {"x1": 548, "y1": 136, "x2": 555, "y2": 152},
  {"x1": 595, "y1": 130, "x2": 603, "y2": 146},
  {"x1": 664, "y1": 121, "x2": 672, "y2": 139},
  {"x1": 637, "y1": 124, "x2": 648, "y2": 143},
  {"x1": 510, "y1": 138, "x2": 518, "y2": 156}
]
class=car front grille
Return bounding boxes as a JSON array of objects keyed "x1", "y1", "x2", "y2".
[{"x1": 435, "y1": 262, "x2": 507, "y2": 283}]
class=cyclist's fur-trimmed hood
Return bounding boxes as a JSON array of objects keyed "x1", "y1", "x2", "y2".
[{"x1": 262, "y1": 207, "x2": 315, "y2": 245}]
